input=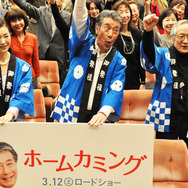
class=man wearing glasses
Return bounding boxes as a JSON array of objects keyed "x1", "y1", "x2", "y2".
[{"x1": 141, "y1": 14, "x2": 188, "y2": 148}]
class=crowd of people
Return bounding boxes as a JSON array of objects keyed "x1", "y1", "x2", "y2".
[{"x1": 0, "y1": 0, "x2": 187, "y2": 148}]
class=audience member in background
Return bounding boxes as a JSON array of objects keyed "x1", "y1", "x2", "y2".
[
  {"x1": 12, "y1": 0, "x2": 71, "y2": 87},
  {"x1": 141, "y1": 15, "x2": 188, "y2": 147},
  {"x1": 51, "y1": 0, "x2": 127, "y2": 125},
  {"x1": 4, "y1": 7, "x2": 41, "y2": 89},
  {"x1": 105, "y1": 0, "x2": 145, "y2": 19},
  {"x1": 86, "y1": 0, "x2": 102, "y2": 36},
  {"x1": 170, "y1": 0, "x2": 187, "y2": 20},
  {"x1": 112, "y1": 0, "x2": 145, "y2": 90},
  {"x1": 0, "y1": 17, "x2": 34, "y2": 124},
  {"x1": 128, "y1": 0, "x2": 144, "y2": 33},
  {"x1": 154, "y1": 8, "x2": 178, "y2": 48}
]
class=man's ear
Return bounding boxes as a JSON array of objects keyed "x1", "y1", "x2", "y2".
[{"x1": 170, "y1": 36, "x2": 175, "y2": 44}]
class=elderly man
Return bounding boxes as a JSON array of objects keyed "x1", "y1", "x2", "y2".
[
  {"x1": 0, "y1": 142, "x2": 18, "y2": 188},
  {"x1": 141, "y1": 14, "x2": 188, "y2": 147},
  {"x1": 12, "y1": 0, "x2": 71, "y2": 86},
  {"x1": 51, "y1": 0, "x2": 127, "y2": 126}
]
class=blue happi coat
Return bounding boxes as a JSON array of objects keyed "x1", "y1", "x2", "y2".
[
  {"x1": 10, "y1": 57, "x2": 34, "y2": 116},
  {"x1": 140, "y1": 42, "x2": 173, "y2": 132},
  {"x1": 51, "y1": 18, "x2": 127, "y2": 123}
]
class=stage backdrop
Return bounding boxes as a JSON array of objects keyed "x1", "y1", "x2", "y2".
[{"x1": 0, "y1": 123, "x2": 154, "y2": 188}]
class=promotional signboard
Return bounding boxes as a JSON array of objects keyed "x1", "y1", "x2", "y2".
[{"x1": 0, "y1": 123, "x2": 154, "y2": 188}]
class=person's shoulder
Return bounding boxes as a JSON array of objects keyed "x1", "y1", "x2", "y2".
[
  {"x1": 26, "y1": 31, "x2": 37, "y2": 39},
  {"x1": 114, "y1": 50, "x2": 127, "y2": 66},
  {"x1": 15, "y1": 57, "x2": 31, "y2": 69}
]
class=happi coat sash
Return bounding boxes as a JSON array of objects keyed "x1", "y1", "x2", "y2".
[
  {"x1": 9, "y1": 55, "x2": 34, "y2": 116},
  {"x1": 51, "y1": 17, "x2": 127, "y2": 123},
  {"x1": 140, "y1": 42, "x2": 173, "y2": 132}
]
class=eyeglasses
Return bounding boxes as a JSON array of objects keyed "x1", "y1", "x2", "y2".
[{"x1": 176, "y1": 34, "x2": 188, "y2": 41}]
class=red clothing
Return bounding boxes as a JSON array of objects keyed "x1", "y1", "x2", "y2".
[
  {"x1": 151, "y1": 2, "x2": 165, "y2": 35},
  {"x1": 10, "y1": 31, "x2": 40, "y2": 78}
]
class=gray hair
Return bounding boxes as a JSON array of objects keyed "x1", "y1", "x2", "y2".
[
  {"x1": 96, "y1": 9, "x2": 123, "y2": 32},
  {"x1": 0, "y1": 142, "x2": 18, "y2": 162},
  {"x1": 170, "y1": 19, "x2": 188, "y2": 40}
]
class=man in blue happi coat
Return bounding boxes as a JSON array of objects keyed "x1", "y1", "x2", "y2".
[
  {"x1": 51, "y1": 0, "x2": 127, "y2": 126},
  {"x1": 140, "y1": 14, "x2": 188, "y2": 147}
]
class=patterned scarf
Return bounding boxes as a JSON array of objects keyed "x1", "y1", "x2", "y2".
[
  {"x1": 0, "y1": 50, "x2": 16, "y2": 116},
  {"x1": 77, "y1": 43, "x2": 116, "y2": 122}
]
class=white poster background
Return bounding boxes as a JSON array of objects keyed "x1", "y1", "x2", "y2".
[{"x1": 0, "y1": 123, "x2": 154, "y2": 188}]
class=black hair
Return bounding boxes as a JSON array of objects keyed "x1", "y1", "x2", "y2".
[
  {"x1": 96, "y1": 9, "x2": 123, "y2": 32},
  {"x1": 0, "y1": 142, "x2": 18, "y2": 162},
  {"x1": 86, "y1": 0, "x2": 102, "y2": 12},
  {"x1": 112, "y1": 0, "x2": 134, "y2": 31},
  {"x1": 4, "y1": 7, "x2": 29, "y2": 34},
  {"x1": 158, "y1": 8, "x2": 178, "y2": 29}
]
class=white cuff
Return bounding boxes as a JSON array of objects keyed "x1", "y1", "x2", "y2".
[
  {"x1": 7, "y1": 107, "x2": 19, "y2": 120},
  {"x1": 99, "y1": 105, "x2": 115, "y2": 118}
]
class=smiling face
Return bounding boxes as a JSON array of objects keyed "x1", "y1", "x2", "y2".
[
  {"x1": 116, "y1": 5, "x2": 131, "y2": 26},
  {"x1": 96, "y1": 17, "x2": 120, "y2": 54},
  {"x1": 162, "y1": 13, "x2": 177, "y2": 34},
  {"x1": 173, "y1": 23, "x2": 188, "y2": 53},
  {"x1": 89, "y1": 2, "x2": 100, "y2": 19},
  {"x1": 129, "y1": 3, "x2": 139, "y2": 24},
  {"x1": 10, "y1": 17, "x2": 25, "y2": 34},
  {"x1": 172, "y1": 3, "x2": 185, "y2": 20},
  {"x1": 0, "y1": 25, "x2": 11, "y2": 55},
  {"x1": 0, "y1": 151, "x2": 18, "y2": 188}
]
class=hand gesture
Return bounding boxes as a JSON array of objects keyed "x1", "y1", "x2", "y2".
[
  {"x1": 144, "y1": 14, "x2": 159, "y2": 32},
  {"x1": 0, "y1": 112, "x2": 14, "y2": 125}
]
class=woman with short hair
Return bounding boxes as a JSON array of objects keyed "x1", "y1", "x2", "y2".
[
  {"x1": 4, "y1": 7, "x2": 41, "y2": 89},
  {"x1": 154, "y1": 8, "x2": 178, "y2": 48},
  {"x1": 170, "y1": 0, "x2": 187, "y2": 20}
]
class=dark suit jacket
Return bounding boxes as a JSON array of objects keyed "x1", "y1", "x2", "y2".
[
  {"x1": 14, "y1": 0, "x2": 71, "y2": 70},
  {"x1": 26, "y1": 0, "x2": 45, "y2": 8}
]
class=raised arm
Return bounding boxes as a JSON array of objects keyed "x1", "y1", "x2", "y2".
[
  {"x1": 143, "y1": 14, "x2": 159, "y2": 65},
  {"x1": 49, "y1": 0, "x2": 70, "y2": 41},
  {"x1": 72, "y1": 0, "x2": 88, "y2": 38},
  {"x1": 144, "y1": 0, "x2": 151, "y2": 16},
  {"x1": 13, "y1": 0, "x2": 40, "y2": 20}
]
